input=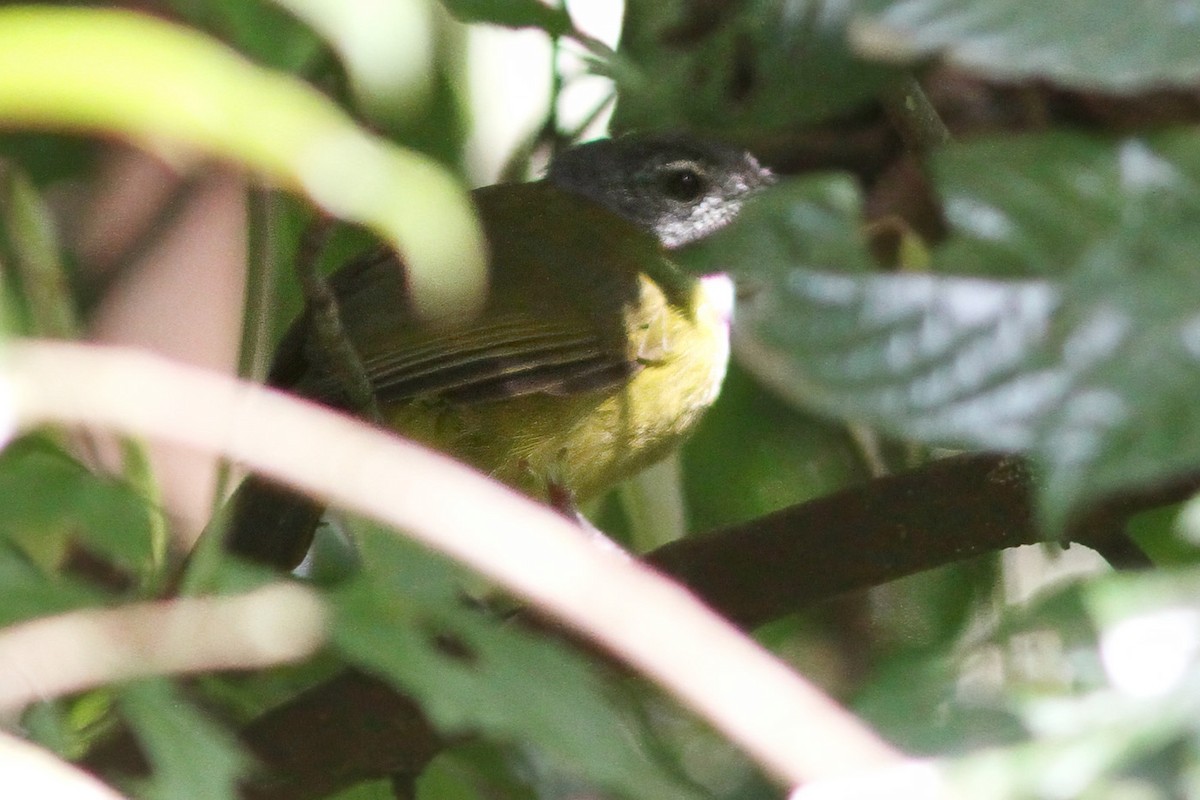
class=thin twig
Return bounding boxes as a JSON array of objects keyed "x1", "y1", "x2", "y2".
[{"x1": 881, "y1": 74, "x2": 952, "y2": 153}]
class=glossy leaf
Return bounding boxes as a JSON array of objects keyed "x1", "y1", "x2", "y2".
[
  {"x1": 931, "y1": 135, "x2": 1134, "y2": 279},
  {"x1": 0, "y1": 6, "x2": 486, "y2": 323},
  {"x1": 854, "y1": 0, "x2": 1200, "y2": 90},
  {"x1": 705, "y1": 132, "x2": 1200, "y2": 527}
]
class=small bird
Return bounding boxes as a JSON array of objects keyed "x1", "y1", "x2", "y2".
[{"x1": 226, "y1": 134, "x2": 772, "y2": 569}]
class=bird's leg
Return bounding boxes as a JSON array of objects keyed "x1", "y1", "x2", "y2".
[{"x1": 295, "y1": 216, "x2": 382, "y2": 423}]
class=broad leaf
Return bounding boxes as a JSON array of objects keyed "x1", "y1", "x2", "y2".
[
  {"x1": 693, "y1": 132, "x2": 1200, "y2": 527},
  {"x1": 854, "y1": 0, "x2": 1200, "y2": 91}
]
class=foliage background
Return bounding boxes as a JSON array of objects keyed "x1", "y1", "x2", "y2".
[{"x1": 5, "y1": 1, "x2": 1200, "y2": 799}]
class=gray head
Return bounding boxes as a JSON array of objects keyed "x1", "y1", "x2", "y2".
[{"x1": 547, "y1": 134, "x2": 773, "y2": 249}]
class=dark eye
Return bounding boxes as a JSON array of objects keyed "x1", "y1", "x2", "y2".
[{"x1": 659, "y1": 167, "x2": 707, "y2": 202}]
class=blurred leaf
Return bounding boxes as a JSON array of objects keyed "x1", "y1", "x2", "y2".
[
  {"x1": 614, "y1": 0, "x2": 901, "y2": 134},
  {"x1": 0, "y1": 436, "x2": 153, "y2": 571},
  {"x1": 418, "y1": 742, "x2": 539, "y2": 800},
  {"x1": 919, "y1": 571, "x2": 1200, "y2": 798},
  {"x1": 119, "y1": 680, "x2": 248, "y2": 800},
  {"x1": 438, "y1": 0, "x2": 572, "y2": 36},
  {"x1": 0, "y1": 541, "x2": 105, "y2": 627},
  {"x1": 268, "y1": 0, "x2": 437, "y2": 125},
  {"x1": 0, "y1": 6, "x2": 486, "y2": 324},
  {"x1": 1127, "y1": 505, "x2": 1200, "y2": 567},
  {"x1": 682, "y1": 172, "x2": 876, "y2": 282},
  {"x1": 23, "y1": 689, "x2": 119, "y2": 764},
  {"x1": 332, "y1": 527, "x2": 701, "y2": 800},
  {"x1": 169, "y1": 0, "x2": 323, "y2": 73},
  {"x1": 856, "y1": 651, "x2": 1025, "y2": 755},
  {"x1": 713, "y1": 132, "x2": 1200, "y2": 528},
  {"x1": 854, "y1": 0, "x2": 1200, "y2": 91},
  {"x1": 0, "y1": 163, "x2": 77, "y2": 338}
]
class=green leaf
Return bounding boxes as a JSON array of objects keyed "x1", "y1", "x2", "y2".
[
  {"x1": 854, "y1": 0, "x2": 1200, "y2": 91},
  {"x1": 0, "y1": 6, "x2": 486, "y2": 324},
  {"x1": 0, "y1": 436, "x2": 154, "y2": 571},
  {"x1": 183, "y1": 0, "x2": 323, "y2": 73},
  {"x1": 714, "y1": 131, "x2": 1200, "y2": 527},
  {"x1": 118, "y1": 680, "x2": 249, "y2": 800},
  {"x1": 0, "y1": 542, "x2": 106, "y2": 627},
  {"x1": 931, "y1": 135, "x2": 1135, "y2": 279},
  {"x1": 439, "y1": 0, "x2": 572, "y2": 36},
  {"x1": 332, "y1": 528, "x2": 700, "y2": 800},
  {"x1": 614, "y1": 0, "x2": 900, "y2": 133}
]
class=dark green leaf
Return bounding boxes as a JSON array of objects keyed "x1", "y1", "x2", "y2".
[
  {"x1": 439, "y1": 0, "x2": 572, "y2": 36},
  {"x1": 614, "y1": 0, "x2": 900, "y2": 133},
  {"x1": 855, "y1": 0, "x2": 1200, "y2": 90},
  {"x1": 856, "y1": 651, "x2": 1025, "y2": 755},
  {"x1": 1127, "y1": 506, "x2": 1200, "y2": 567},
  {"x1": 332, "y1": 528, "x2": 700, "y2": 800}
]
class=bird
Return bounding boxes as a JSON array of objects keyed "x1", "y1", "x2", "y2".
[{"x1": 225, "y1": 134, "x2": 772, "y2": 569}]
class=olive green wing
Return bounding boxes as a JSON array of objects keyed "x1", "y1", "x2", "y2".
[
  {"x1": 271, "y1": 181, "x2": 676, "y2": 409},
  {"x1": 273, "y1": 251, "x2": 638, "y2": 407}
]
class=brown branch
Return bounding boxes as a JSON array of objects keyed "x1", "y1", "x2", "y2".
[{"x1": 238, "y1": 670, "x2": 442, "y2": 800}]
